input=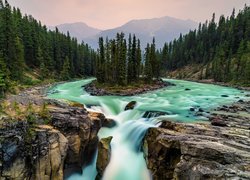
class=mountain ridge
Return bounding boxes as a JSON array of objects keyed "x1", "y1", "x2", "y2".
[{"x1": 53, "y1": 16, "x2": 198, "y2": 48}]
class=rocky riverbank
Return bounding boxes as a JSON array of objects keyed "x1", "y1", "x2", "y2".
[
  {"x1": 143, "y1": 100, "x2": 250, "y2": 179},
  {"x1": 0, "y1": 85, "x2": 109, "y2": 180},
  {"x1": 84, "y1": 79, "x2": 175, "y2": 96},
  {"x1": 184, "y1": 78, "x2": 250, "y2": 91},
  {"x1": 1, "y1": 80, "x2": 250, "y2": 180}
]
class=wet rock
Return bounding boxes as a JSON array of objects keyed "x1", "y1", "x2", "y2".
[
  {"x1": 96, "y1": 136, "x2": 113, "y2": 179},
  {"x1": 189, "y1": 107, "x2": 195, "y2": 111},
  {"x1": 103, "y1": 118, "x2": 117, "y2": 128},
  {"x1": 143, "y1": 111, "x2": 170, "y2": 118},
  {"x1": 210, "y1": 116, "x2": 227, "y2": 127},
  {"x1": 198, "y1": 108, "x2": 204, "y2": 112},
  {"x1": 221, "y1": 95, "x2": 229, "y2": 97},
  {"x1": 185, "y1": 88, "x2": 191, "y2": 91},
  {"x1": 124, "y1": 101, "x2": 137, "y2": 111}
]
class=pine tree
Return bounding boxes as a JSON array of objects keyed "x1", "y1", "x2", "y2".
[
  {"x1": 131, "y1": 35, "x2": 137, "y2": 80},
  {"x1": 117, "y1": 33, "x2": 127, "y2": 85},
  {"x1": 61, "y1": 56, "x2": 70, "y2": 80},
  {"x1": 13, "y1": 36, "x2": 25, "y2": 81},
  {"x1": 136, "y1": 39, "x2": 142, "y2": 79},
  {"x1": 127, "y1": 34, "x2": 133, "y2": 84},
  {"x1": 0, "y1": 56, "x2": 7, "y2": 96},
  {"x1": 144, "y1": 43, "x2": 153, "y2": 82},
  {"x1": 97, "y1": 37, "x2": 105, "y2": 83},
  {"x1": 150, "y1": 38, "x2": 158, "y2": 79}
]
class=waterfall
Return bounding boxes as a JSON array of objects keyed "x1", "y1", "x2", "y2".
[{"x1": 48, "y1": 78, "x2": 249, "y2": 180}]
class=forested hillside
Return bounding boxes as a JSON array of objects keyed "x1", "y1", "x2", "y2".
[
  {"x1": 0, "y1": 0, "x2": 96, "y2": 96},
  {"x1": 0, "y1": 0, "x2": 249, "y2": 98},
  {"x1": 161, "y1": 5, "x2": 250, "y2": 86}
]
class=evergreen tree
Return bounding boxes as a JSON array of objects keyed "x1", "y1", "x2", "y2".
[
  {"x1": 136, "y1": 39, "x2": 142, "y2": 79},
  {"x1": 97, "y1": 37, "x2": 105, "y2": 83},
  {"x1": 144, "y1": 43, "x2": 153, "y2": 82},
  {"x1": 127, "y1": 34, "x2": 133, "y2": 84},
  {"x1": 12, "y1": 36, "x2": 25, "y2": 81},
  {"x1": 131, "y1": 35, "x2": 137, "y2": 80},
  {"x1": 0, "y1": 56, "x2": 7, "y2": 96},
  {"x1": 61, "y1": 56, "x2": 70, "y2": 80}
]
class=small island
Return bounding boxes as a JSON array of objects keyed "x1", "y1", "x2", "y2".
[
  {"x1": 85, "y1": 79, "x2": 174, "y2": 96},
  {"x1": 85, "y1": 33, "x2": 173, "y2": 96}
]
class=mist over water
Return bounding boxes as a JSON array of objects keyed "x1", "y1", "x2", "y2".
[{"x1": 48, "y1": 78, "x2": 249, "y2": 180}]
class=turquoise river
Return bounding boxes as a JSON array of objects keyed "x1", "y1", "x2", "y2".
[{"x1": 48, "y1": 78, "x2": 250, "y2": 180}]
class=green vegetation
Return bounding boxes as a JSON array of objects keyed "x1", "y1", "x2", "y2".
[
  {"x1": 96, "y1": 33, "x2": 160, "y2": 86},
  {"x1": 160, "y1": 5, "x2": 250, "y2": 86},
  {"x1": 0, "y1": 0, "x2": 96, "y2": 96},
  {"x1": 1, "y1": 0, "x2": 250, "y2": 97},
  {"x1": 0, "y1": 100, "x2": 51, "y2": 125}
]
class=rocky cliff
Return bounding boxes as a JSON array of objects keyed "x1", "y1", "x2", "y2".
[
  {"x1": 0, "y1": 87, "x2": 107, "y2": 180},
  {"x1": 0, "y1": 121, "x2": 69, "y2": 180},
  {"x1": 143, "y1": 101, "x2": 250, "y2": 180}
]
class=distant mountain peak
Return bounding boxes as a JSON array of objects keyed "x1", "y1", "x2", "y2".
[
  {"x1": 52, "y1": 22, "x2": 101, "y2": 40},
  {"x1": 52, "y1": 16, "x2": 198, "y2": 49}
]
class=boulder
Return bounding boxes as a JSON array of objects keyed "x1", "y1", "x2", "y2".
[
  {"x1": 102, "y1": 118, "x2": 117, "y2": 128},
  {"x1": 96, "y1": 136, "x2": 113, "y2": 179},
  {"x1": 143, "y1": 111, "x2": 170, "y2": 118},
  {"x1": 210, "y1": 116, "x2": 227, "y2": 127},
  {"x1": 189, "y1": 107, "x2": 195, "y2": 111},
  {"x1": 124, "y1": 101, "x2": 137, "y2": 111}
]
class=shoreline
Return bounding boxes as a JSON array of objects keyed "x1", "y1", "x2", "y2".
[
  {"x1": 182, "y1": 78, "x2": 250, "y2": 91},
  {"x1": 84, "y1": 79, "x2": 175, "y2": 96}
]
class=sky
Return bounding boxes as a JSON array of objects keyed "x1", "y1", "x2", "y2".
[{"x1": 8, "y1": 0, "x2": 250, "y2": 30}]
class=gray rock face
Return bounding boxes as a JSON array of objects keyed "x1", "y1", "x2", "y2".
[
  {"x1": 49, "y1": 105, "x2": 106, "y2": 175},
  {"x1": 96, "y1": 136, "x2": 113, "y2": 179},
  {"x1": 0, "y1": 122, "x2": 68, "y2": 180},
  {"x1": 143, "y1": 102, "x2": 250, "y2": 180}
]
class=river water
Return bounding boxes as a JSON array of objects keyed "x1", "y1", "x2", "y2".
[{"x1": 48, "y1": 78, "x2": 249, "y2": 180}]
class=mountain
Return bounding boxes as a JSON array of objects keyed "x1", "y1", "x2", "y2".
[
  {"x1": 52, "y1": 22, "x2": 101, "y2": 42},
  {"x1": 54, "y1": 16, "x2": 198, "y2": 49},
  {"x1": 97, "y1": 16, "x2": 198, "y2": 49}
]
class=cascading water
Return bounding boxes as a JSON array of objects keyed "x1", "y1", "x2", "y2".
[{"x1": 48, "y1": 78, "x2": 249, "y2": 180}]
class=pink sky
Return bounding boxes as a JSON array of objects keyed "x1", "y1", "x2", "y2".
[{"x1": 8, "y1": 0, "x2": 249, "y2": 29}]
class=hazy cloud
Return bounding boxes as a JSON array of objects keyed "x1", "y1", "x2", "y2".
[{"x1": 8, "y1": 0, "x2": 249, "y2": 29}]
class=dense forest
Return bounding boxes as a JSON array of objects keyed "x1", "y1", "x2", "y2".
[
  {"x1": 0, "y1": 0, "x2": 96, "y2": 96},
  {"x1": 96, "y1": 33, "x2": 160, "y2": 85},
  {"x1": 0, "y1": 0, "x2": 250, "y2": 97},
  {"x1": 161, "y1": 5, "x2": 250, "y2": 85}
]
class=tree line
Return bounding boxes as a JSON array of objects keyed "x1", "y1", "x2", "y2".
[
  {"x1": 160, "y1": 5, "x2": 250, "y2": 85},
  {"x1": 96, "y1": 33, "x2": 160, "y2": 85},
  {"x1": 0, "y1": 0, "x2": 96, "y2": 96},
  {"x1": 1, "y1": 0, "x2": 250, "y2": 97}
]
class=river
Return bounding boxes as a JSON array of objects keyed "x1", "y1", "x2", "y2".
[{"x1": 48, "y1": 78, "x2": 249, "y2": 180}]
